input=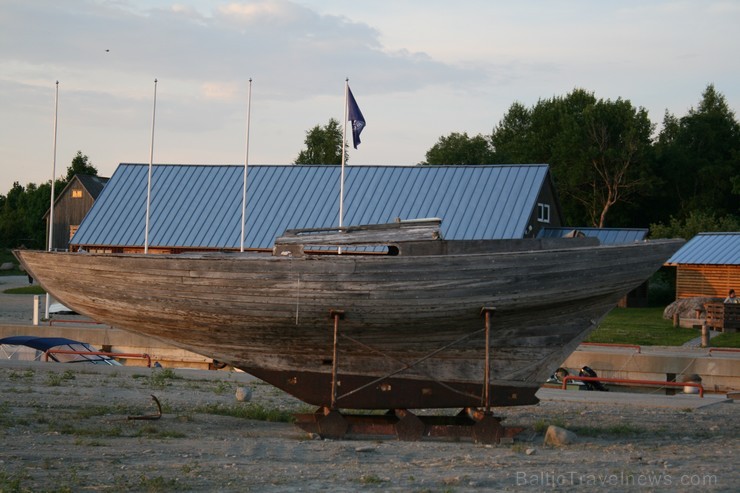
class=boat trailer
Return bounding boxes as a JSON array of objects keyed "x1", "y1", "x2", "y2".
[{"x1": 293, "y1": 308, "x2": 524, "y2": 444}]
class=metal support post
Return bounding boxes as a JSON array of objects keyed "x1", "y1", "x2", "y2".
[
  {"x1": 481, "y1": 307, "x2": 496, "y2": 412},
  {"x1": 329, "y1": 309, "x2": 345, "y2": 410}
]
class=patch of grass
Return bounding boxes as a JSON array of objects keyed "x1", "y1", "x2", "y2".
[
  {"x1": 0, "y1": 402, "x2": 12, "y2": 427},
  {"x1": 5, "y1": 387, "x2": 33, "y2": 394},
  {"x1": 52, "y1": 422, "x2": 124, "y2": 438},
  {"x1": 133, "y1": 424, "x2": 187, "y2": 439},
  {"x1": 194, "y1": 402, "x2": 295, "y2": 423},
  {"x1": 74, "y1": 438, "x2": 105, "y2": 446},
  {"x1": 74, "y1": 404, "x2": 136, "y2": 419},
  {"x1": 533, "y1": 418, "x2": 566, "y2": 433},
  {"x1": 7, "y1": 369, "x2": 35, "y2": 380},
  {"x1": 573, "y1": 423, "x2": 647, "y2": 437},
  {"x1": 3, "y1": 285, "x2": 46, "y2": 295},
  {"x1": 212, "y1": 381, "x2": 232, "y2": 395},
  {"x1": 511, "y1": 443, "x2": 527, "y2": 454},
  {"x1": 136, "y1": 368, "x2": 181, "y2": 389},
  {"x1": 710, "y1": 331, "x2": 740, "y2": 348},
  {"x1": 587, "y1": 307, "x2": 698, "y2": 346},
  {"x1": 135, "y1": 475, "x2": 180, "y2": 492},
  {"x1": 45, "y1": 369, "x2": 76, "y2": 387},
  {"x1": 358, "y1": 474, "x2": 384, "y2": 484},
  {"x1": 0, "y1": 470, "x2": 30, "y2": 492}
]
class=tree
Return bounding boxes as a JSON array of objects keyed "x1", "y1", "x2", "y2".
[
  {"x1": 65, "y1": 151, "x2": 98, "y2": 180},
  {"x1": 578, "y1": 99, "x2": 654, "y2": 227},
  {"x1": 421, "y1": 132, "x2": 494, "y2": 165},
  {"x1": 489, "y1": 102, "x2": 531, "y2": 163},
  {"x1": 490, "y1": 89, "x2": 655, "y2": 227},
  {"x1": 650, "y1": 210, "x2": 740, "y2": 239},
  {"x1": 653, "y1": 84, "x2": 740, "y2": 219},
  {"x1": 0, "y1": 151, "x2": 93, "y2": 249},
  {"x1": 294, "y1": 119, "x2": 345, "y2": 165}
]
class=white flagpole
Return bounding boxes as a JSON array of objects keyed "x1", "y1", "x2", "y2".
[
  {"x1": 340, "y1": 78, "x2": 348, "y2": 229},
  {"x1": 45, "y1": 80, "x2": 59, "y2": 319},
  {"x1": 144, "y1": 78, "x2": 158, "y2": 254},
  {"x1": 240, "y1": 78, "x2": 253, "y2": 253}
]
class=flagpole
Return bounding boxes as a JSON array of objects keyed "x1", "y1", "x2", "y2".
[
  {"x1": 340, "y1": 78, "x2": 348, "y2": 230},
  {"x1": 144, "y1": 78, "x2": 157, "y2": 254},
  {"x1": 240, "y1": 78, "x2": 253, "y2": 253},
  {"x1": 45, "y1": 80, "x2": 59, "y2": 320}
]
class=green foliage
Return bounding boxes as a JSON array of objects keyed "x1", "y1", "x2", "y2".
[
  {"x1": 294, "y1": 118, "x2": 345, "y2": 164},
  {"x1": 0, "y1": 151, "x2": 98, "y2": 249},
  {"x1": 652, "y1": 84, "x2": 740, "y2": 221},
  {"x1": 145, "y1": 368, "x2": 180, "y2": 389},
  {"x1": 65, "y1": 151, "x2": 97, "y2": 181},
  {"x1": 573, "y1": 423, "x2": 647, "y2": 437},
  {"x1": 45, "y1": 370, "x2": 76, "y2": 387},
  {"x1": 490, "y1": 89, "x2": 655, "y2": 227},
  {"x1": 586, "y1": 307, "x2": 698, "y2": 346},
  {"x1": 0, "y1": 249, "x2": 21, "y2": 274},
  {"x1": 428, "y1": 83, "x2": 738, "y2": 230},
  {"x1": 710, "y1": 332, "x2": 740, "y2": 348},
  {"x1": 421, "y1": 132, "x2": 494, "y2": 165},
  {"x1": 358, "y1": 474, "x2": 385, "y2": 485},
  {"x1": 3, "y1": 285, "x2": 45, "y2": 295},
  {"x1": 650, "y1": 210, "x2": 740, "y2": 239},
  {"x1": 647, "y1": 268, "x2": 676, "y2": 306},
  {"x1": 0, "y1": 180, "x2": 58, "y2": 249},
  {"x1": 193, "y1": 402, "x2": 295, "y2": 422},
  {"x1": 533, "y1": 417, "x2": 566, "y2": 433},
  {"x1": 0, "y1": 470, "x2": 30, "y2": 493}
]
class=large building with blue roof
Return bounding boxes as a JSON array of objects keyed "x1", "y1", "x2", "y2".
[{"x1": 70, "y1": 163, "x2": 563, "y2": 253}]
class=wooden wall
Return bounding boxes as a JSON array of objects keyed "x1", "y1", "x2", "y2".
[
  {"x1": 46, "y1": 177, "x2": 97, "y2": 252},
  {"x1": 676, "y1": 264, "x2": 740, "y2": 299}
]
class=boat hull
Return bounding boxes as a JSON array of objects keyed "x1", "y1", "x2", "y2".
[{"x1": 15, "y1": 238, "x2": 682, "y2": 409}]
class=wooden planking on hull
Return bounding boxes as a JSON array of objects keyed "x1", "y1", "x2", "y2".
[{"x1": 14, "y1": 236, "x2": 683, "y2": 409}]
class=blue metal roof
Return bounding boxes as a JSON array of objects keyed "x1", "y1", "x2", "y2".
[
  {"x1": 71, "y1": 164, "x2": 553, "y2": 249},
  {"x1": 665, "y1": 232, "x2": 740, "y2": 265},
  {"x1": 538, "y1": 227, "x2": 648, "y2": 245}
]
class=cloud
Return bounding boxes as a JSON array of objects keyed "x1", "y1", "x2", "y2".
[
  {"x1": 0, "y1": 0, "x2": 484, "y2": 102},
  {"x1": 202, "y1": 81, "x2": 240, "y2": 101}
]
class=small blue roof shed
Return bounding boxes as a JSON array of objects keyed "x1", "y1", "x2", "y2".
[{"x1": 665, "y1": 232, "x2": 740, "y2": 299}]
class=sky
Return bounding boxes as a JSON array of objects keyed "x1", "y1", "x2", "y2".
[{"x1": 1, "y1": 0, "x2": 739, "y2": 194}]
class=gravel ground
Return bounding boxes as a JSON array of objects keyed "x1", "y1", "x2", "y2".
[
  {"x1": 2, "y1": 274, "x2": 738, "y2": 491},
  {"x1": 0, "y1": 359, "x2": 737, "y2": 492}
]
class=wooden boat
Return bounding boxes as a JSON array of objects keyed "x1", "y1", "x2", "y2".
[{"x1": 15, "y1": 219, "x2": 683, "y2": 412}]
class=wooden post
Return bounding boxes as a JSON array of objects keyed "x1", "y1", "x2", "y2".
[
  {"x1": 701, "y1": 322, "x2": 710, "y2": 348},
  {"x1": 329, "y1": 309, "x2": 345, "y2": 410},
  {"x1": 673, "y1": 313, "x2": 679, "y2": 328},
  {"x1": 33, "y1": 295, "x2": 39, "y2": 326}
]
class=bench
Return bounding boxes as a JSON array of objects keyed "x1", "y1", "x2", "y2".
[{"x1": 704, "y1": 302, "x2": 740, "y2": 333}]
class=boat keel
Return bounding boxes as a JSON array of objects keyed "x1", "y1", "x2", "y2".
[{"x1": 294, "y1": 406, "x2": 524, "y2": 444}]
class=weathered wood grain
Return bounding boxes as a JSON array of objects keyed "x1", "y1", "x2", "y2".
[{"x1": 15, "y1": 233, "x2": 683, "y2": 410}]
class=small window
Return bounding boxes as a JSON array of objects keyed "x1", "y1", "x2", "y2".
[
  {"x1": 71, "y1": 189, "x2": 83, "y2": 198},
  {"x1": 537, "y1": 203, "x2": 550, "y2": 223}
]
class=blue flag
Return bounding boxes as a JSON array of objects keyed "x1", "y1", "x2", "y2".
[{"x1": 347, "y1": 86, "x2": 365, "y2": 149}]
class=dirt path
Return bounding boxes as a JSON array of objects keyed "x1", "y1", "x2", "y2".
[{"x1": 0, "y1": 360, "x2": 737, "y2": 492}]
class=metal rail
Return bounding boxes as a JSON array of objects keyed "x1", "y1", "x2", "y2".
[
  {"x1": 45, "y1": 349, "x2": 152, "y2": 367},
  {"x1": 561, "y1": 375, "x2": 703, "y2": 397},
  {"x1": 708, "y1": 348, "x2": 740, "y2": 355},
  {"x1": 580, "y1": 342, "x2": 641, "y2": 353}
]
